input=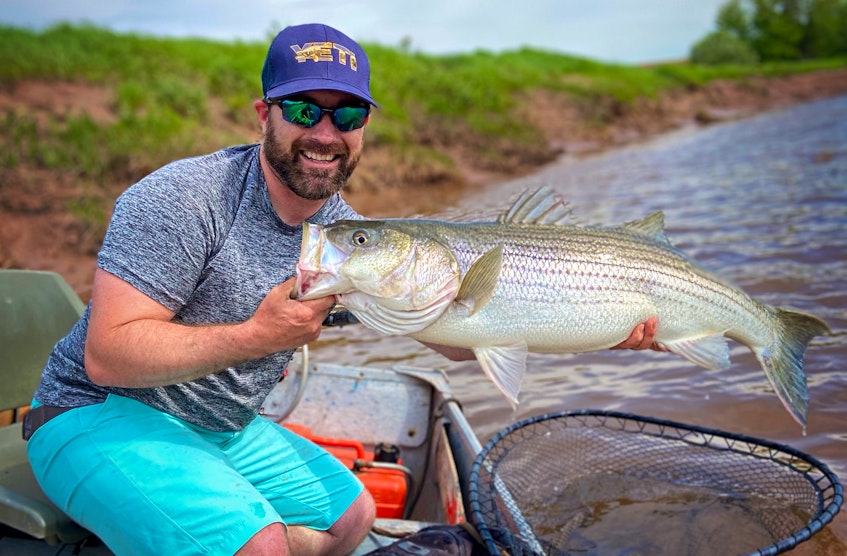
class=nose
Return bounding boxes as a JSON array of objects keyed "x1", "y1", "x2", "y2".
[{"x1": 308, "y1": 112, "x2": 343, "y2": 141}]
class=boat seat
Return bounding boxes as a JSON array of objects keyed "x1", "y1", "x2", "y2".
[{"x1": 0, "y1": 269, "x2": 91, "y2": 545}]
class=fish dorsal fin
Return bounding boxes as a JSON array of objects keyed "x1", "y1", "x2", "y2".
[
  {"x1": 620, "y1": 211, "x2": 670, "y2": 244},
  {"x1": 455, "y1": 246, "x2": 502, "y2": 316},
  {"x1": 498, "y1": 186, "x2": 572, "y2": 226}
]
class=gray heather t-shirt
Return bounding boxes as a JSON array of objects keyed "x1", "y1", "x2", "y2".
[{"x1": 34, "y1": 144, "x2": 359, "y2": 431}]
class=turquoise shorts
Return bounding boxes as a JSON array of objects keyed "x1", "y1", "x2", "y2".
[{"x1": 26, "y1": 394, "x2": 363, "y2": 555}]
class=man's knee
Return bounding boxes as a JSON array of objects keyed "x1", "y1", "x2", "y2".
[
  {"x1": 342, "y1": 490, "x2": 377, "y2": 532},
  {"x1": 236, "y1": 522, "x2": 288, "y2": 556},
  {"x1": 283, "y1": 490, "x2": 376, "y2": 555},
  {"x1": 330, "y1": 489, "x2": 376, "y2": 548}
]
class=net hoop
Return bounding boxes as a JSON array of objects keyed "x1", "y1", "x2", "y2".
[{"x1": 469, "y1": 410, "x2": 843, "y2": 556}]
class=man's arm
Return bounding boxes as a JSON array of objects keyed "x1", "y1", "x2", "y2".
[
  {"x1": 84, "y1": 269, "x2": 334, "y2": 388},
  {"x1": 422, "y1": 316, "x2": 664, "y2": 361}
]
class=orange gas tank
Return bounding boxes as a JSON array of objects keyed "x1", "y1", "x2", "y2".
[{"x1": 283, "y1": 423, "x2": 409, "y2": 519}]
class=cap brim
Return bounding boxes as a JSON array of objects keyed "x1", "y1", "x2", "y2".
[{"x1": 265, "y1": 78, "x2": 377, "y2": 107}]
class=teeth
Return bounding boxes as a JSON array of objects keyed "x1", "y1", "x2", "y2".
[{"x1": 303, "y1": 151, "x2": 336, "y2": 162}]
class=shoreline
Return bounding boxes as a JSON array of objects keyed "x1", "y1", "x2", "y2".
[
  {"x1": 3, "y1": 68, "x2": 847, "y2": 299},
  {"x1": 346, "y1": 67, "x2": 847, "y2": 217}
]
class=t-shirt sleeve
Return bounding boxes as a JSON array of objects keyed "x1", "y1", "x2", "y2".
[{"x1": 98, "y1": 161, "x2": 224, "y2": 312}]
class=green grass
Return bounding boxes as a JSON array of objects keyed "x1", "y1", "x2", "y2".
[{"x1": 1, "y1": 23, "x2": 844, "y2": 195}]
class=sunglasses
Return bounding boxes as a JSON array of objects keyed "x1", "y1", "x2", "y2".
[{"x1": 266, "y1": 98, "x2": 370, "y2": 132}]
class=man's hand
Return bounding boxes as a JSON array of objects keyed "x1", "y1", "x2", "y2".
[
  {"x1": 612, "y1": 316, "x2": 667, "y2": 351},
  {"x1": 248, "y1": 277, "x2": 335, "y2": 352}
]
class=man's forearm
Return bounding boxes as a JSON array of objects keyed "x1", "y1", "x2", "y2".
[
  {"x1": 83, "y1": 269, "x2": 331, "y2": 389},
  {"x1": 84, "y1": 317, "x2": 266, "y2": 388}
]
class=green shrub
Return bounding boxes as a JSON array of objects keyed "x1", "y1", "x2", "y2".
[
  {"x1": 690, "y1": 31, "x2": 760, "y2": 65},
  {"x1": 115, "y1": 82, "x2": 146, "y2": 117}
]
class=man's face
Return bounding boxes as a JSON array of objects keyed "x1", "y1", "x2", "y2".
[{"x1": 260, "y1": 90, "x2": 367, "y2": 201}]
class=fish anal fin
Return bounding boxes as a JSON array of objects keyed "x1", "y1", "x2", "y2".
[
  {"x1": 456, "y1": 246, "x2": 502, "y2": 316},
  {"x1": 473, "y1": 344, "x2": 528, "y2": 409},
  {"x1": 662, "y1": 333, "x2": 731, "y2": 371}
]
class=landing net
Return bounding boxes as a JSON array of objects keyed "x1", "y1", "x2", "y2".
[{"x1": 469, "y1": 410, "x2": 842, "y2": 556}]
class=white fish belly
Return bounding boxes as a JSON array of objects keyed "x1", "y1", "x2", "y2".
[{"x1": 411, "y1": 296, "x2": 657, "y2": 352}]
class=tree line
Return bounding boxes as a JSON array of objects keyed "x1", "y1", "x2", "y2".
[{"x1": 691, "y1": 0, "x2": 847, "y2": 64}]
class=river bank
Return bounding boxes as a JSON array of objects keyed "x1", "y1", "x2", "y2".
[
  {"x1": 344, "y1": 67, "x2": 847, "y2": 217},
  {"x1": 2, "y1": 68, "x2": 847, "y2": 300}
]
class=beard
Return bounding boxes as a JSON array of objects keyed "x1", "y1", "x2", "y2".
[{"x1": 262, "y1": 119, "x2": 360, "y2": 201}]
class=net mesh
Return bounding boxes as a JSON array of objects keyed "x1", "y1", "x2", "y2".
[{"x1": 469, "y1": 411, "x2": 843, "y2": 556}]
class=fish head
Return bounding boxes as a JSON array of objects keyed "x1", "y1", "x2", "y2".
[
  {"x1": 293, "y1": 221, "x2": 352, "y2": 300},
  {"x1": 294, "y1": 219, "x2": 462, "y2": 315}
]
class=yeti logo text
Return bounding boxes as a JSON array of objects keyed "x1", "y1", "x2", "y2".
[{"x1": 290, "y1": 42, "x2": 358, "y2": 71}]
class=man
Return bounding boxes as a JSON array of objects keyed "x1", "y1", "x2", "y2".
[{"x1": 25, "y1": 23, "x2": 659, "y2": 555}]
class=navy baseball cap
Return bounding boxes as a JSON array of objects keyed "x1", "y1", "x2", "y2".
[{"x1": 262, "y1": 23, "x2": 377, "y2": 107}]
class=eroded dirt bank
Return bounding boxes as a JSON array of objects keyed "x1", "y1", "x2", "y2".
[{"x1": 2, "y1": 68, "x2": 847, "y2": 300}]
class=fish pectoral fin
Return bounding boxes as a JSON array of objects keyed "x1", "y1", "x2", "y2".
[
  {"x1": 473, "y1": 343, "x2": 528, "y2": 409},
  {"x1": 662, "y1": 333, "x2": 731, "y2": 370},
  {"x1": 455, "y1": 246, "x2": 502, "y2": 316}
]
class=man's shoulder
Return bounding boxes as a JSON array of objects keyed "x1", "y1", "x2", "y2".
[
  {"x1": 160, "y1": 144, "x2": 259, "y2": 177},
  {"x1": 126, "y1": 144, "x2": 259, "y2": 202}
]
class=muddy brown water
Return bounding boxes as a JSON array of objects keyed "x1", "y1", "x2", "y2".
[{"x1": 315, "y1": 95, "x2": 847, "y2": 554}]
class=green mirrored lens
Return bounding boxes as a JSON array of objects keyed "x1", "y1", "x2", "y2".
[
  {"x1": 281, "y1": 100, "x2": 320, "y2": 127},
  {"x1": 333, "y1": 106, "x2": 368, "y2": 131},
  {"x1": 277, "y1": 100, "x2": 369, "y2": 131}
]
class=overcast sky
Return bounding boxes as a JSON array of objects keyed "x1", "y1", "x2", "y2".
[{"x1": 1, "y1": 0, "x2": 728, "y2": 64}]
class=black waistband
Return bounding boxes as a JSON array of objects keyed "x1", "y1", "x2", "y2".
[{"x1": 21, "y1": 404, "x2": 77, "y2": 441}]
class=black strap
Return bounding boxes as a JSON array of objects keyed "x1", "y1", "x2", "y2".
[{"x1": 21, "y1": 405, "x2": 76, "y2": 441}]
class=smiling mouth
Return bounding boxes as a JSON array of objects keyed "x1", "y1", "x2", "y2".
[{"x1": 302, "y1": 150, "x2": 339, "y2": 163}]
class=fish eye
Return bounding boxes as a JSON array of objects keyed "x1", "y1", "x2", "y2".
[{"x1": 351, "y1": 230, "x2": 370, "y2": 246}]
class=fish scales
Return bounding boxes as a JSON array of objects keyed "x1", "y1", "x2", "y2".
[
  {"x1": 440, "y1": 222, "x2": 748, "y2": 320},
  {"x1": 294, "y1": 187, "x2": 830, "y2": 426},
  {"x1": 414, "y1": 221, "x2": 768, "y2": 354}
]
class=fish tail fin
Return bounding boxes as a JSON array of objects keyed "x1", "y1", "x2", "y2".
[{"x1": 757, "y1": 308, "x2": 830, "y2": 428}]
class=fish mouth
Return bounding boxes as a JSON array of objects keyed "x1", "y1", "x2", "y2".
[{"x1": 292, "y1": 223, "x2": 351, "y2": 300}]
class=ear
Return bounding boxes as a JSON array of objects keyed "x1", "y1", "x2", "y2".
[{"x1": 254, "y1": 99, "x2": 270, "y2": 130}]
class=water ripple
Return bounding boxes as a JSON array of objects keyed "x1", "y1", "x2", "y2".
[{"x1": 314, "y1": 95, "x2": 847, "y2": 549}]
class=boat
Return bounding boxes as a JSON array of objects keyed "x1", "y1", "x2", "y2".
[
  {"x1": 3, "y1": 269, "x2": 842, "y2": 555},
  {"x1": 0, "y1": 269, "x2": 483, "y2": 555}
]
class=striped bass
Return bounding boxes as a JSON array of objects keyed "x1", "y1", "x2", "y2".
[{"x1": 293, "y1": 187, "x2": 830, "y2": 426}]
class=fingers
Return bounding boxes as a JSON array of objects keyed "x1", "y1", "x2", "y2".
[
  {"x1": 250, "y1": 278, "x2": 338, "y2": 351},
  {"x1": 611, "y1": 316, "x2": 659, "y2": 351},
  {"x1": 278, "y1": 277, "x2": 334, "y2": 311},
  {"x1": 611, "y1": 324, "x2": 642, "y2": 350},
  {"x1": 639, "y1": 316, "x2": 658, "y2": 350},
  {"x1": 640, "y1": 316, "x2": 672, "y2": 352},
  {"x1": 300, "y1": 292, "x2": 336, "y2": 315}
]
